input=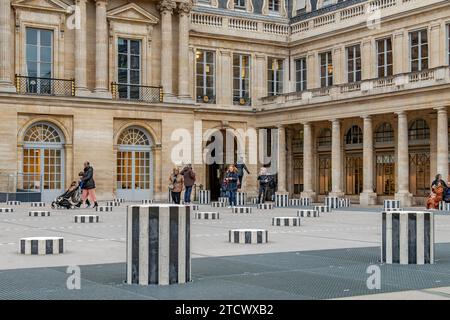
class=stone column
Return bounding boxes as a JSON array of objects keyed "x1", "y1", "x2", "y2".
[
  {"x1": 158, "y1": 0, "x2": 176, "y2": 101},
  {"x1": 0, "y1": 0, "x2": 16, "y2": 92},
  {"x1": 332, "y1": 46, "x2": 343, "y2": 85},
  {"x1": 436, "y1": 107, "x2": 449, "y2": 181},
  {"x1": 393, "y1": 30, "x2": 405, "y2": 75},
  {"x1": 360, "y1": 115, "x2": 377, "y2": 205},
  {"x1": 253, "y1": 54, "x2": 266, "y2": 105},
  {"x1": 177, "y1": 1, "x2": 193, "y2": 100},
  {"x1": 75, "y1": 0, "x2": 89, "y2": 96},
  {"x1": 94, "y1": 0, "x2": 111, "y2": 98},
  {"x1": 286, "y1": 128, "x2": 293, "y2": 195},
  {"x1": 306, "y1": 52, "x2": 317, "y2": 89},
  {"x1": 277, "y1": 125, "x2": 287, "y2": 193},
  {"x1": 361, "y1": 38, "x2": 373, "y2": 80},
  {"x1": 301, "y1": 122, "x2": 316, "y2": 200},
  {"x1": 395, "y1": 111, "x2": 413, "y2": 206},
  {"x1": 218, "y1": 50, "x2": 232, "y2": 105},
  {"x1": 430, "y1": 22, "x2": 442, "y2": 68},
  {"x1": 330, "y1": 119, "x2": 344, "y2": 197}
]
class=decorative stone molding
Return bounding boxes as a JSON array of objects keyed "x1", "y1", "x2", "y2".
[
  {"x1": 178, "y1": 0, "x2": 194, "y2": 14},
  {"x1": 158, "y1": 0, "x2": 177, "y2": 14}
]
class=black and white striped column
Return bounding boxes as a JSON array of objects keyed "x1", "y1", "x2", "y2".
[
  {"x1": 30, "y1": 202, "x2": 45, "y2": 207},
  {"x1": 275, "y1": 192, "x2": 289, "y2": 207},
  {"x1": 325, "y1": 197, "x2": 339, "y2": 209},
  {"x1": 383, "y1": 200, "x2": 401, "y2": 211},
  {"x1": 314, "y1": 205, "x2": 331, "y2": 213},
  {"x1": 142, "y1": 199, "x2": 154, "y2": 205},
  {"x1": 6, "y1": 201, "x2": 20, "y2": 205},
  {"x1": 114, "y1": 198, "x2": 125, "y2": 203},
  {"x1": 211, "y1": 201, "x2": 226, "y2": 208},
  {"x1": 297, "y1": 209, "x2": 319, "y2": 217},
  {"x1": 29, "y1": 211, "x2": 50, "y2": 217},
  {"x1": 231, "y1": 207, "x2": 252, "y2": 214},
  {"x1": 0, "y1": 208, "x2": 13, "y2": 213},
  {"x1": 272, "y1": 217, "x2": 301, "y2": 226},
  {"x1": 195, "y1": 212, "x2": 219, "y2": 220},
  {"x1": 191, "y1": 204, "x2": 199, "y2": 211},
  {"x1": 439, "y1": 202, "x2": 450, "y2": 211},
  {"x1": 106, "y1": 201, "x2": 120, "y2": 207},
  {"x1": 199, "y1": 190, "x2": 211, "y2": 205},
  {"x1": 229, "y1": 229, "x2": 268, "y2": 244},
  {"x1": 381, "y1": 211, "x2": 434, "y2": 265},
  {"x1": 96, "y1": 206, "x2": 113, "y2": 212},
  {"x1": 289, "y1": 198, "x2": 311, "y2": 207},
  {"x1": 218, "y1": 197, "x2": 228, "y2": 204},
  {"x1": 126, "y1": 204, "x2": 191, "y2": 286},
  {"x1": 257, "y1": 203, "x2": 274, "y2": 210},
  {"x1": 74, "y1": 215, "x2": 99, "y2": 223},
  {"x1": 236, "y1": 192, "x2": 247, "y2": 206},
  {"x1": 168, "y1": 189, "x2": 173, "y2": 203},
  {"x1": 338, "y1": 198, "x2": 350, "y2": 208},
  {"x1": 20, "y1": 237, "x2": 64, "y2": 255},
  {"x1": 250, "y1": 197, "x2": 259, "y2": 205}
]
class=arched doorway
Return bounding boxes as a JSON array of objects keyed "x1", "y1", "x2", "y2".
[
  {"x1": 344, "y1": 125, "x2": 363, "y2": 195},
  {"x1": 22, "y1": 122, "x2": 65, "y2": 202},
  {"x1": 116, "y1": 127, "x2": 153, "y2": 201},
  {"x1": 375, "y1": 122, "x2": 395, "y2": 196},
  {"x1": 205, "y1": 129, "x2": 238, "y2": 201},
  {"x1": 317, "y1": 128, "x2": 331, "y2": 195},
  {"x1": 408, "y1": 119, "x2": 430, "y2": 197}
]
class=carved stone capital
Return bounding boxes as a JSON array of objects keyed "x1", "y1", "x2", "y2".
[
  {"x1": 178, "y1": 0, "x2": 194, "y2": 14},
  {"x1": 157, "y1": 0, "x2": 176, "y2": 14}
]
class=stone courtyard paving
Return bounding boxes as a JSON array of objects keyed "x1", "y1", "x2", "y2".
[{"x1": 1, "y1": 202, "x2": 450, "y2": 299}]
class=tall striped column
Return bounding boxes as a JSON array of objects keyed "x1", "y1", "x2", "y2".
[
  {"x1": 236, "y1": 192, "x2": 247, "y2": 206},
  {"x1": 199, "y1": 190, "x2": 210, "y2": 204},
  {"x1": 382, "y1": 211, "x2": 434, "y2": 265},
  {"x1": 275, "y1": 192, "x2": 289, "y2": 207},
  {"x1": 126, "y1": 204, "x2": 191, "y2": 285}
]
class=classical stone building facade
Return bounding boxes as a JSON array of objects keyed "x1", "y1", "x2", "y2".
[{"x1": 0, "y1": 0, "x2": 449, "y2": 206}]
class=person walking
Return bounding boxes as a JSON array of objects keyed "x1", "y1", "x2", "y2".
[
  {"x1": 169, "y1": 168, "x2": 184, "y2": 204},
  {"x1": 81, "y1": 161, "x2": 98, "y2": 208},
  {"x1": 181, "y1": 164, "x2": 196, "y2": 204},
  {"x1": 257, "y1": 167, "x2": 270, "y2": 204},
  {"x1": 235, "y1": 158, "x2": 250, "y2": 190},
  {"x1": 225, "y1": 164, "x2": 239, "y2": 207}
]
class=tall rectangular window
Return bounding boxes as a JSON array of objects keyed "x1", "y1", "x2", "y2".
[
  {"x1": 26, "y1": 28, "x2": 53, "y2": 94},
  {"x1": 268, "y1": 0, "x2": 279, "y2": 12},
  {"x1": 233, "y1": 54, "x2": 251, "y2": 105},
  {"x1": 196, "y1": 50, "x2": 216, "y2": 103},
  {"x1": 320, "y1": 51, "x2": 333, "y2": 87},
  {"x1": 267, "y1": 58, "x2": 283, "y2": 96},
  {"x1": 376, "y1": 37, "x2": 393, "y2": 77},
  {"x1": 410, "y1": 29, "x2": 428, "y2": 72},
  {"x1": 346, "y1": 45, "x2": 361, "y2": 83},
  {"x1": 234, "y1": 0, "x2": 246, "y2": 9},
  {"x1": 117, "y1": 38, "x2": 141, "y2": 99},
  {"x1": 295, "y1": 57, "x2": 307, "y2": 92}
]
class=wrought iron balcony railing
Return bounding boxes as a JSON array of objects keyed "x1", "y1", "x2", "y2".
[
  {"x1": 15, "y1": 75, "x2": 75, "y2": 96},
  {"x1": 111, "y1": 83, "x2": 163, "y2": 103}
]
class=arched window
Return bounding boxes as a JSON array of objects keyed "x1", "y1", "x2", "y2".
[
  {"x1": 318, "y1": 128, "x2": 331, "y2": 147},
  {"x1": 375, "y1": 122, "x2": 394, "y2": 143},
  {"x1": 345, "y1": 125, "x2": 363, "y2": 145},
  {"x1": 117, "y1": 127, "x2": 153, "y2": 201},
  {"x1": 22, "y1": 122, "x2": 65, "y2": 201},
  {"x1": 408, "y1": 119, "x2": 430, "y2": 141}
]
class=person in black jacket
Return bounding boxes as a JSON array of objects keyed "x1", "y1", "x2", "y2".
[
  {"x1": 81, "y1": 161, "x2": 98, "y2": 208},
  {"x1": 257, "y1": 167, "x2": 270, "y2": 204}
]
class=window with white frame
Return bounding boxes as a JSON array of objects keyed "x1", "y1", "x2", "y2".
[
  {"x1": 376, "y1": 37, "x2": 393, "y2": 77},
  {"x1": 268, "y1": 0, "x2": 280, "y2": 12},
  {"x1": 26, "y1": 28, "x2": 53, "y2": 94},
  {"x1": 233, "y1": 54, "x2": 251, "y2": 105},
  {"x1": 410, "y1": 29, "x2": 428, "y2": 72},
  {"x1": 267, "y1": 58, "x2": 283, "y2": 96},
  {"x1": 295, "y1": 57, "x2": 307, "y2": 92},
  {"x1": 234, "y1": 0, "x2": 246, "y2": 9},
  {"x1": 346, "y1": 45, "x2": 361, "y2": 83},
  {"x1": 320, "y1": 51, "x2": 333, "y2": 87},
  {"x1": 196, "y1": 50, "x2": 216, "y2": 103},
  {"x1": 117, "y1": 38, "x2": 141, "y2": 99}
]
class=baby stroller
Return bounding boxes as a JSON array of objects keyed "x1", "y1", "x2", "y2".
[{"x1": 51, "y1": 181, "x2": 82, "y2": 209}]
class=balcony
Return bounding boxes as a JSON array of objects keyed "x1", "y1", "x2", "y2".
[
  {"x1": 15, "y1": 75, "x2": 74, "y2": 97},
  {"x1": 111, "y1": 83, "x2": 163, "y2": 103},
  {"x1": 260, "y1": 66, "x2": 450, "y2": 108}
]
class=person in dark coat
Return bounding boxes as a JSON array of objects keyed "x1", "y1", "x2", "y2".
[
  {"x1": 81, "y1": 161, "x2": 98, "y2": 208},
  {"x1": 225, "y1": 164, "x2": 239, "y2": 207},
  {"x1": 257, "y1": 167, "x2": 270, "y2": 204},
  {"x1": 181, "y1": 164, "x2": 196, "y2": 204},
  {"x1": 235, "y1": 158, "x2": 250, "y2": 190}
]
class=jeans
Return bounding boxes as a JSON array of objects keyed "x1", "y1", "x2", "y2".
[
  {"x1": 258, "y1": 185, "x2": 267, "y2": 204},
  {"x1": 228, "y1": 190, "x2": 237, "y2": 206},
  {"x1": 184, "y1": 186, "x2": 193, "y2": 203},
  {"x1": 171, "y1": 191, "x2": 181, "y2": 204}
]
